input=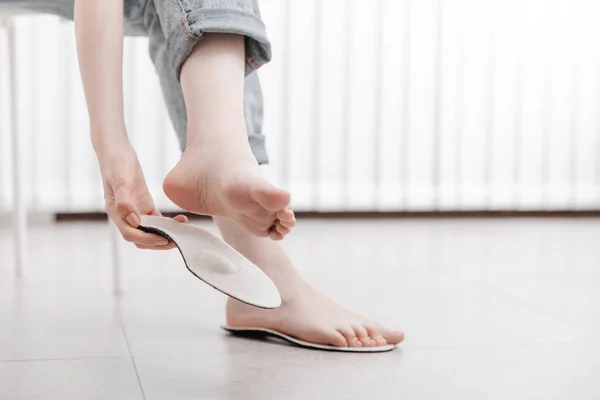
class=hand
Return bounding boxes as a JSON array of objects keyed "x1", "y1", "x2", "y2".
[{"x1": 97, "y1": 140, "x2": 188, "y2": 250}]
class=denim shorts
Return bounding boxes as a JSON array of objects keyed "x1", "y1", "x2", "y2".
[{"x1": 1, "y1": 0, "x2": 271, "y2": 163}]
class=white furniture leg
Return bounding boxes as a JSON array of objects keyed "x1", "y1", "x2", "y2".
[
  {"x1": 6, "y1": 18, "x2": 27, "y2": 277},
  {"x1": 109, "y1": 221, "x2": 122, "y2": 295}
]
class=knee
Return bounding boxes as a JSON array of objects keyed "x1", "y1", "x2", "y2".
[{"x1": 161, "y1": 0, "x2": 272, "y2": 80}]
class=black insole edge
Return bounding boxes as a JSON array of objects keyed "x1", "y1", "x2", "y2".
[{"x1": 222, "y1": 327, "x2": 396, "y2": 353}]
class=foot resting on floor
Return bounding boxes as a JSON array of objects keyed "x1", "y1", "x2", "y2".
[
  {"x1": 226, "y1": 285, "x2": 404, "y2": 349},
  {"x1": 217, "y1": 217, "x2": 405, "y2": 350}
]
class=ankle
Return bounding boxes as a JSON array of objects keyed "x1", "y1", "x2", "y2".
[
  {"x1": 185, "y1": 125, "x2": 249, "y2": 150},
  {"x1": 185, "y1": 139, "x2": 253, "y2": 159}
]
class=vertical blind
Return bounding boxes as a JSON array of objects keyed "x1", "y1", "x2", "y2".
[{"x1": 1, "y1": 0, "x2": 599, "y2": 213}]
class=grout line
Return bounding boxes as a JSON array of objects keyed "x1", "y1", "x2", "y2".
[{"x1": 119, "y1": 319, "x2": 147, "y2": 400}]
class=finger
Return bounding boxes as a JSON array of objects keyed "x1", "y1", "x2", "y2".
[
  {"x1": 135, "y1": 242, "x2": 177, "y2": 250},
  {"x1": 115, "y1": 200, "x2": 141, "y2": 228},
  {"x1": 143, "y1": 210, "x2": 186, "y2": 240},
  {"x1": 173, "y1": 214, "x2": 188, "y2": 223},
  {"x1": 113, "y1": 218, "x2": 169, "y2": 246}
]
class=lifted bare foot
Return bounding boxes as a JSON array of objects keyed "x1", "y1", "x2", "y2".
[
  {"x1": 171, "y1": 33, "x2": 295, "y2": 240},
  {"x1": 163, "y1": 143, "x2": 295, "y2": 240}
]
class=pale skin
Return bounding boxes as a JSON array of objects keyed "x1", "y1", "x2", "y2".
[{"x1": 74, "y1": 0, "x2": 404, "y2": 348}]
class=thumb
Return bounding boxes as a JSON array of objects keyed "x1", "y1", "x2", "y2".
[{"x1": 114, "y1": 189, "x2": 141, "y2": 227}]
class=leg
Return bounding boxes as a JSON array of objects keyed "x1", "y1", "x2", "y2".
[
  {"x1": 2, "y1": 0, "x2": 81, "y2": 282},
  {"x1": 215, "y1": 217, "x2": 405, "y2": 348},
  {"x1": 164, "y1": 33, "x2": 293, "y2": 239},
  {"x1": 143, "y1": 0, "x2": 294, "y2": 239},
  {"x1": 142, "y1": 1, "x2": 402, "y2": 348}
]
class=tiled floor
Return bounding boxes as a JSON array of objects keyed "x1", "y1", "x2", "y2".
[{"x1": 2, "y1": 218, "x2": 600, "y2": 399}]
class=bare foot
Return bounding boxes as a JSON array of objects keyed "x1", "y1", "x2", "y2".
[
  {"x1": 226, "y1": 285, "x2": 404, "y2": 348},
  {"x1": 216, "y1": 217, "x2": 404, "y2": 349},
  {"x1": 163, "y1": 142, "x2": 296, "y2": 240}
]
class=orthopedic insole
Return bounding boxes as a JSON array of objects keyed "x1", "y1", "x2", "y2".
[
  {"x1": 138, "y1": 215, "x2": 281, "y2": 309},
  {"x1": 222, "y1": 326, "x2": 396, "y2": 353}
]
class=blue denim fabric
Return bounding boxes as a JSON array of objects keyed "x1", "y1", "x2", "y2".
[{"x1": 1, "y1": 0, "x2": 270, "y2": 162}]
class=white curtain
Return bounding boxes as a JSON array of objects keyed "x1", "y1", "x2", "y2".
[{"x1": 1, "y1": 0, "x2": 599, "y2": 212}]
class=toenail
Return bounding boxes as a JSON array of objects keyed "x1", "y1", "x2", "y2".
[{"x1": 352, "y1": 338, "x2": 362, "y2": 347}]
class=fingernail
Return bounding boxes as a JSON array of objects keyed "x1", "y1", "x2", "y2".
[
  {"x1": 126, "y1": 213, "x2": 139, "y2": 227},
  {"x1": 155, "y1": 238, "x2": 169, "y2": 245}
]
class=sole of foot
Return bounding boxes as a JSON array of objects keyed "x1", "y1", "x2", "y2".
[{"x1": 163, "y1": 145, "x2": 296, "y2": 240}]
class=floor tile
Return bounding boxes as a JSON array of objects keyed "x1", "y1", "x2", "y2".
[
  {"x1": 134, "y1": 344, "x2": 600, "y2": 400},
  {"x1": 0, "y1": 358, "x2": 143, "y2": 400},
  {"x1": 3, "y1": 218, "x2": 600, "y2": 399},
  {"x1": 0, "y1": 285, "x2": 130, "y2": 360}
]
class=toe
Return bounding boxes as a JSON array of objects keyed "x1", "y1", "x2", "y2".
[
  {"x1": 324, "y1": 330, "x2": 348, "y2": 347},
  {"x1": 366, "y1": 325, "x2": 388, "y2": 346},
  {"x1": 268, "y1": 228, "x2": 284, "y2": 241},
  {"x1": 279, "y1": 218, "x2": 296, "y2": 229},
  {"x1": 337, "y1": 327, "x2": 362, "y2": 348},
  {"x1": 252, "y1": 185, "x2": 291, "y2": 212},
  {"x1": 378, "y1": 326, "x2": 405, "y2": 344},
  {"x1": 277, "y1": 207, "x2": 295, "y2": 223},
  {"x1": 353, "y1": 325, "x2": 377, "y2": 347},
  {"x1": 275, "y1": 221, "x2": 291, "y2": 236}
]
